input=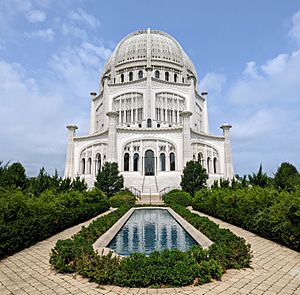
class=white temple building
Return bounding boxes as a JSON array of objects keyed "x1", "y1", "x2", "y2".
[{"x1": 64, "y1": 29, "x2": 234, "y2": 193}]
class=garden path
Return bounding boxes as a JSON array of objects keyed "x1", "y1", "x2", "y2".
[{"x1": 0, "y1": 208, "x2": 299, "y2": 295}]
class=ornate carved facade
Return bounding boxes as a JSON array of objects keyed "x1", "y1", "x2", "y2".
[{"x1": 64, "y1": 29, "x2": 234, "y2": 192}]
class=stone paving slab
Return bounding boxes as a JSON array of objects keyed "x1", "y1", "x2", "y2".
[{"x1": 0, "y1": 207, "x2": 299, "y2": 294}]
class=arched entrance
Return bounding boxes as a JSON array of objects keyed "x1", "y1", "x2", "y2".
[{"x1": 144, "y1": 150, "x2": 155, "y2": 175}]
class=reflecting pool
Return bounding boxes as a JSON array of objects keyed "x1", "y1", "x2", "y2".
[{"x1": 108, "y1": 208, "x2": 197, "y2": 256}]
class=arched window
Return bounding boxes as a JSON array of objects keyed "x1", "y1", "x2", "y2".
[
  {"x1": 81, "y1": 158, "x2": 85, "y2": 174},
  {"x1": 170, "y1": 152, "x2": 175, "y2": 171},
  {"x1": 213, "y1": 157, "x2": 218, "y2": 174},
  {"x1": 129, "y1": 71, "x2": 133, "y2": 81},
  {"x1": 165, "y1": 72, "x2": 169, "y2": 81},
  {"x1": 207, "y1": 157, "x2": 211, "y2": 173},
  {"x1": 87, "y1": 158, "x2": 92, "y2": 174},
  {"x1": 138, "y1": 70, "x2": 143, "y2": 79},
  {"x1": 133, "y1": 153, "x2": 139, "y2": 171},
  {"x1": 174, "y1": 73, "x2": 177, "y2": 82},
  {"x1": 160, "y1": 153, "x2": 166, "y2": 171},
  {"x1": 155, "y1": 70, "x2": 160, "y2": 79},
  {"x1": 147, "y1": 118, "x2": 152, "y2": 128},
  {"x1": 198, "y1": 152, "x2": 203, "y2": 166},
  {"x1": 120, "y1": 74, "x2": 124, "y2": 83},
  {"x1": 124, "y1": 153, "x2": 130, "y2": 171},
  {"x1": 95, "y1": 153, "x2": 101, "y2": 174}
]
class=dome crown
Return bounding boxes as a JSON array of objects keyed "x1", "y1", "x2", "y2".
[{"x1": 102, "y1": 29, "x2": 197, "y2": 80}]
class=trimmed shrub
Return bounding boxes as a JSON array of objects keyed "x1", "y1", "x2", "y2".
[
  {"x1": 0, "y1": 188, "x2": 110, "y2": 259},
  {"x1": 163, "y1": 189, "x2": 193, "y2": 207},
  {"x1": 192, "y1": 187, "x2": 300, "y2": 251},
  {"x1": 110, "y1": 193, "x2": 136, "y2": 207}
]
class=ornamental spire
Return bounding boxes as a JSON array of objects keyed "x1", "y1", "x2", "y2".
[{"x1": 146, "y1": 28, "x2": 152, "y2": 68}]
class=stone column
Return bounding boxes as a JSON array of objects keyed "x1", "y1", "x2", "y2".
[
  {"x1": 89, "y1": 92, "x2": 97, "y2": 134},
  {"x1": 180, "y1": 111, "x2": 193, "y2": 166},
  {"x1": 106, "y1": 111, "x2": 119, "y2": 163},
  {"x1": 220, "y1": 124, "x2": 234, "y2": 179},
  {"x1": 201, "y1": 91, "x2": 209, "y2": 133},
  {"x1": 103, "y1": 76, "x2": 110, "y2": 130},
  {"x1": 146, "y1": 67, "x2": 153, "y2": 121},
  {"x1": 64, "y1": 124, "x2": 78, "y2": 179}
]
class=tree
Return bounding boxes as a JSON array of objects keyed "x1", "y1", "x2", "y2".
[
  {"x1": 180, "y1": 160, "x2": 208, "y2": 196},
  {"x1": 71, "y1": 177, "x2": 87, "y2": 191},
  {"x1": 274, "y1": 162, "x2": 300, "y2": 192},
  {"x1": 0, "y1": 161, "x2": 27, "y2": 190},
  {"x1": 28, "y1": 167, "x2": 52, "y2": 196},
  {"x1": 94, "y1": 162, "x2": 124, "y2": 197},
  {"x1": 248, "y1": 164, "x2": 268, "y2": 188}
]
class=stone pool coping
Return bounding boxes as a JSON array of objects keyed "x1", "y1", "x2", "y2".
[{"x1": 92, "y1": 206, "x2": 213, "y2": 256}]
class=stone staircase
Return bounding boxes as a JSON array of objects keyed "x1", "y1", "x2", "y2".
[
  {"x1": 124, "y1": 172, "x2": 182, "y2": 205},
  {"x1": 142, "y1": 176, "x2": 158, "y2": 194}
]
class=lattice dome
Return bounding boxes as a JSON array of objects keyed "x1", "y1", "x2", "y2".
[{"x1": 102, "y1": 29, "x2": 197, "y2": 79}]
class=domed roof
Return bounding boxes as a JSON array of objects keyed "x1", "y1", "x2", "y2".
[{"x1": 102, "y1": 29, "x2": 197, "y2": 79}]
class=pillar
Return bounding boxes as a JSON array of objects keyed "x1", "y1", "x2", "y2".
[
  {"x1": 220, "y1": 124, "x2": 234, "y2": 179},
  {"x1": 106, "y1": 111, "x2": 119, "y2": 163},
  {"x1": 103, "y1": 76, "x2": 110, "y2": 130},
  {"x1": 89, "y1": 92, "x2": 97, "y2": 134},
  {"x1": 64, "y1": 124, "x2": 78, "y2": 179},
  {"x1": 201, "y1": 91, "x2": 209, "y2": 133},
  {"x1": 180, "y1": 111, "x2": 193, "y2": 166}
]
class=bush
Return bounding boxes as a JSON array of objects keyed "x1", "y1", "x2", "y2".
[
  {"x1": 109, "y1": 193, "x2": 135, "y2": 207},
  {"x1": 192, "y1": 187, "x2": 300, "y2": 251},
  {"x1": 50, "y1": 205, "x2": 251, "y2": 287},
  {"x1": 171, "y1": 205, "x2": 251, "y2": 269},
  {"x1": 0, "y1": 188, "x2": 110, "y2": 259},
  {"x1": 163, "y1": 189, "x2": 193, "y2": 207}
]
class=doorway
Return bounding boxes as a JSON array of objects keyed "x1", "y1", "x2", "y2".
[{"x1": 144, "y1": 150, "x2": 155, "y2": 175}]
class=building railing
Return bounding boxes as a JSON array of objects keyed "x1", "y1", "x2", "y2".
[
  {"x1": 159, "y1": 186, "x2": 170, "y2": 199},
  {"x1": 129, "y1": 186, "x2": 141, "y2": 200}
]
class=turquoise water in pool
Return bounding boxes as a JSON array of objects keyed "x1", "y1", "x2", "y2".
[{"x1": 108, "y1": 208, "x2": 197, "y2": 256}]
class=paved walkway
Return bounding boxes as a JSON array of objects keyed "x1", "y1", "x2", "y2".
[{"x1": 0, "y1": 208, "x2": 299, "y2": 295}]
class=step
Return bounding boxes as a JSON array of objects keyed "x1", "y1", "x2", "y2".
[{"x1": 136, "y1": 194, "x2": 164, "y2": 205}]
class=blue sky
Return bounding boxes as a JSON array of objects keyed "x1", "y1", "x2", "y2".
[{"x1": 0, "y1": 0, "x2": 300, "y2": 177}]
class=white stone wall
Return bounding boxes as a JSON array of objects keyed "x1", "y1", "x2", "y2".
[{"x1": 64, "y1": 29, "x2": 234, "y2": 190}]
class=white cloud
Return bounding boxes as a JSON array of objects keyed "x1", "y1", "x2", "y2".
[
  {"x1": 0, "y1": 39, "x2": 111, "y2": 176},
  {"x1": 288, "y1": 9, "x2": 300, "y2": 44},
  {"x1": 199, "y1": 72, "x2": 226, "y2": 96},
  {"x1": 48, "y1": 42, "x2": 111, "y2": 97},
  {"x1": 25, "y1": 9, "x2": 46, "y2": 23},
  {"x1": 62, "y1": 22, "x2": 88, "y2": 40},
  {"x1": 68, "y1": 8, "x2": 100, "y2": 29},
  {"x1": 25, "y1": 28, "x2": 55, "y2": 42},
  {"x1": 219, "y1": 48, "x2": 300, "y2": 175},
  {"x1": 228, "y1": 49, "x2": 300, "y2": 108},
  {"x1": 0, "y1": 60, "x2": 66, "y2": 175},
  {"x1": 243, "y1": 61, "x2": 260, "y2": 79},
  {"x1": 261, "y1": 54, "x2": 288, "y2": 75}
]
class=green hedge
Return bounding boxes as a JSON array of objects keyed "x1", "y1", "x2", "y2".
[
  {"x1": 192, "y1": 187, "x2": 300, "y2": 251},
  {"x1": 109, "y1": 191, "x2": 136, "y2": 207},
  {"x1": 163, "y1": 189, "x2": 193, "y2": 207},
  {"x1": 50, "y1": 205, "x2": 251, "y2": 287},
  {"x1": 0, "y1": 188, "x2": 110, "y2": 259}
]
